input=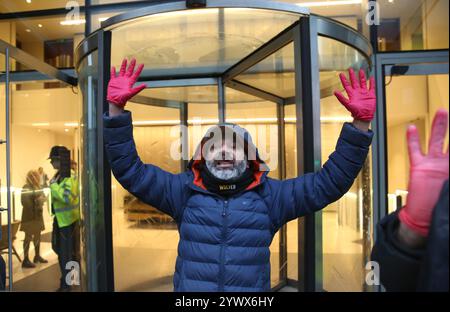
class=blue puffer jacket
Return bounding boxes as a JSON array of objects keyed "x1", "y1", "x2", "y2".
[{"x1": 104, "y1": 111, "x2": 373, "y2": 292}]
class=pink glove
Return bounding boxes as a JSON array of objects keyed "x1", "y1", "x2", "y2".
[
  {"x1": 334, "y1": 68, "x2": 376, "y2": 122},
  {"x1": 399, "y1": 109, "x2": 449, "y2": 237},
  {"x1": 107, "y1": 58, "x2": 146, "y2": 107}
]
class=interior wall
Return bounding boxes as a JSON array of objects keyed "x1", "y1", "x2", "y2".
[{"x1": 423, "y1": 0, "x2": 449, "y2": 50}]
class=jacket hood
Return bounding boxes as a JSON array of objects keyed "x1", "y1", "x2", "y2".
[{"x1": 187, "y1": 123, "x2": 269, "y2": 191}]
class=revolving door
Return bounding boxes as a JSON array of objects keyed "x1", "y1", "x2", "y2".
[{"x1": 75, "y1": 0, "x2": 373, "y2": 292}]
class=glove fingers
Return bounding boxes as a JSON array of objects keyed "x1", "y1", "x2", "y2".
[
  {"x1": 119, "y1": 58, "x2": 127, "y2": 76},
  {"x1": 131, "y1": 63, "x2": 144, "y2": 81},
  {"x1": 131, "y1": 83, "x2": 146, "y2": 95},
  {"x1": 349, "y1": 68, "x2": 358, "y2": 89},
  {"x1": 110, "y1": 66, "x2": 116, "y2": 79},
  {"x1": 126, "y1": 58, "x2": 136, "y2": 77},
  {"x1": 339, "y1": 73, "x2": 352, "y2": 97},
  {"x1": 359, "y1": 69, "x2": 367, "y2": 89},
  {"x1": 334, "y1": 91, "x2": 350, "y2": 108},
  {"x1": 429, "y1": 109, "x2": 449, "y2": 156},
  {"x1": 407, "y1": 125, "x2": 423, "y2": 166}
]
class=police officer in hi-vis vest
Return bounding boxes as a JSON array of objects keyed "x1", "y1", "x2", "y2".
[{"x1": 48, "y1": 146, "x2": 80, "y2": 292}]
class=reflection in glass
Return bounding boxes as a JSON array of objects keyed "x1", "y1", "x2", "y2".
[
  {"x1": 111, "y1": 100, "x2": 180, "y2": 291},
  {"x1": 386, "y1": 74, "x2": 449, "y2": 214},
  {"x1": 319, "y1": 38, "x2": 372, "y2": 292},
  {"x1": 110, "y1": 8, "x2": 300, "y2": 78},
  {"x1": 236, "y1": 43, "x2": 295, "y2": 98},
  {"x1": 2, "y1": 76, "x2": 81, "y2": 291},
  {"x1": 377, "y1": 0, "x2": 449, "y2": 51},
  {"x1": 284, "y1": 104, "x2": 298, "y2": 282}
]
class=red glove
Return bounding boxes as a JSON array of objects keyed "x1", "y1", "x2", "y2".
[
  {"x1": 399, "y1": 109, "x2": 449, "y2": 237},
  {"x1": 334, "y1": 68, "x2": 376, "y2": 122},
  {"x1": 107, "y1": 58, "x2": 146, "y2": 107}
]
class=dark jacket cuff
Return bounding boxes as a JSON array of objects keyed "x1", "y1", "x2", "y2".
[
  {"x1": 371, "y1": 212, "x2": 425, "y2": 291},
  {"x1": 103, "y1": 110, "x2": 134, "y2": 145},
  {"x1": 103, "y1": 110, "x2": 132, "y2": 128},
  {"x1": 340, "y1": 122, "x2": 374, "y2": 148}
]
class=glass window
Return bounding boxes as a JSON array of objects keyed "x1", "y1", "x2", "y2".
[
  {"x1": 1, "y1": 15, "x2": 84, "y2": 69},
  {"x1": 0, "y1": 1, "x2": 84, "y2": 13},
  {"x1": 278, "y1": 0, "x2": 365, "y2": 32},
  {"x1": 318, "y1": 36, "x2": 372, "y2": 292},
  {"x1": 111, "y1": 99, "x2": 181, "y2": 291},
  {"x1": 1, "y1": 75, "x2": 81, "y2": 290},
  {"x1": 90, "y1": 10, "x2": 125, "y2": 32},
  {"x1": 284, "y1": 104, "x2": 298, "y2": 282},
  {"x1": 386, "y1": 73, "x2": 449, "y2": 214},
  {"x1": 236, "y1": 42, "x2": 295, "y2": 99},
  {"x1": 378, "y1": 0, "x2": 449, "y2": 51},
  {"x1": 110, "y1": 8, "x2": 301, "y2": 79}
]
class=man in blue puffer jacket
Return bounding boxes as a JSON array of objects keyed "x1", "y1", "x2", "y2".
[{"x1": 104, "y1": 58, "x2": 376, "y2": 292}]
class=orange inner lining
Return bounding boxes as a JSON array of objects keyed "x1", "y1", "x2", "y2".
[{"x1": 191, "y1": 159, "x2": 264, "y2": 191}]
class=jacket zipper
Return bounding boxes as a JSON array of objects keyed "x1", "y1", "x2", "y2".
[{"x1": 219, "y1": 199, "x2": 228, "y2": 291}]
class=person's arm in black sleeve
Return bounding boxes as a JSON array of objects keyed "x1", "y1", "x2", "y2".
[
  {"x1": 372, "y1": 110, "x2": 449, "y2": 292},
  {"x1": 371, "y1": 212, "x2": 426, "y2": 291}
]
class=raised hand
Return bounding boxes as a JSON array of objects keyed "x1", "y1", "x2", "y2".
[
  {"x1": 107, "y1": 58, "x2": 146, "y2": 107},
  {"x1": 399, "y1": 109, "x2": 449, "y2": 237},
  {"x1": 334, "y1": 68, "x2": 376, "y2": 122}
]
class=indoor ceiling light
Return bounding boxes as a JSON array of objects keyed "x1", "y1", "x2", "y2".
[
  {"x1": 31, "y1": 123, "x2": 50, "y2": 127},
  {"x1": 297, "y1": 0, "x2": 362, "y2": 7},
  {"x1": 60, "y1": 19, "x2": 86, "y2": 26},
  {"x1": 26, "y1": 0, "x2": 31, "y2": 4},
  {"x1": 38, "y1": 24, "x2": 43, "y2": 28},
  {"x1": 25, "y1": 28, "x2": 31, "y2": 32}
]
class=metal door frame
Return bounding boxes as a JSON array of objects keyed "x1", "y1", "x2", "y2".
[{"x1": 372, "y1": 49, "x2": 449, "y2": 239}]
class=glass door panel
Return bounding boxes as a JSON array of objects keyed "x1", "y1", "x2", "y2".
[
  {"x1": 318, "y1": 36, "x2": 372, "y2": 292},
  {"x1": 385, "y1": 74, "x2": 449, "y2": 214},
  {"x1": 111, "y1": 97, "x2": 181, "y2": 291},
  {"x1": 4, "y1": 76, "x2": 81, "y2": 291}
]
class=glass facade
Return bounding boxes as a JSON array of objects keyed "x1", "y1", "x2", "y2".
[
  {"x1": 377, "y1": 0, "x2": 449, "y2": 51},
  {"x1": 318, "y1": 37, "x2": 372, "y2": 292},
  {"x1": 111, "y1": 103, "x2": 181, "y2": 291},
  {"x1": 1, "y1": 15, "x2": 84, "y2": 69}
]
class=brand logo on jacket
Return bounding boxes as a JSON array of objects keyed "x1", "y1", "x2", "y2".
[{"x1": 219, "y1": 184, "x2": 236, "y2": 191}]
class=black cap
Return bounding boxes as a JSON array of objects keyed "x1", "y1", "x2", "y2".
[{"x1": 48, "y1": 146, "x2": 69, "y2": 160}]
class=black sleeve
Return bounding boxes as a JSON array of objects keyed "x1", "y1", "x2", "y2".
[
  {"x1": 0, "y1": 255, "x2": 5, "y2": 291},
  {"x1": 371, "y1": 212, "x2": 426, "y2": 292}
]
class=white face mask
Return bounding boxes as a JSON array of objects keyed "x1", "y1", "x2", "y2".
[{"x1": 204, "y1": 143, "x2": 248, "y2": 180}]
